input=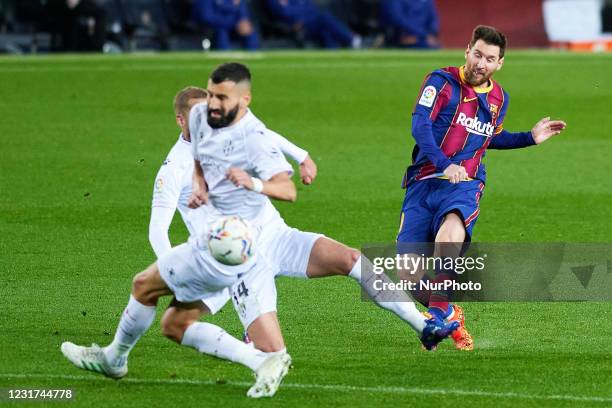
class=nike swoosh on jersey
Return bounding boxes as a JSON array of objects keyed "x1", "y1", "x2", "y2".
[{"x1": 463, "y1": 97, "x2": 478, "y2": 102}]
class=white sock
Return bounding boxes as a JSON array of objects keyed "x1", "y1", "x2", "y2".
[
  {"x1": 103, "y1": 295, "x2": 156, "y2": 366},
  {"x1": 349, "y1": 256, "x2": 426, "y2": 334},
  {"x1": 182, "y1": 322, "x2": 269, "y2": 371},
  {"x1": 264, "y1": 347, "x2": 287, "y2": 356}
]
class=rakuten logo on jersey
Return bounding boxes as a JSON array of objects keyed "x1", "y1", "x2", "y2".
[{"x1": 456, "y1": 112, "x2": 494, "y2": 137}]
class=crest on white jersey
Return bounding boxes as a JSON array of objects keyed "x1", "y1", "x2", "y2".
[
  {"x1": 418, "y1": 85, "x2": 437, "y2": 108},
  {"x1": 223, "y1": 139, "x2": 234, "y2": 156},
  {"x1": 155, "y1": 177, "x2": 164, "y2": 191}
]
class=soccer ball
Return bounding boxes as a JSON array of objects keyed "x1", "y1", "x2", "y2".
[{"x1": 207, "y1": 216, "x2": 254, "y2": 266}]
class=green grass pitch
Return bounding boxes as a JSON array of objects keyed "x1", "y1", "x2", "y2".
[{"x1": 0, "y1": 50, "x2": 611, "y2": 407}]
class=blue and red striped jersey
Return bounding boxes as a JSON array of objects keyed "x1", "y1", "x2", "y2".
[{"x1": 402, "y1": 66, "x2": 534, "y2": 187}]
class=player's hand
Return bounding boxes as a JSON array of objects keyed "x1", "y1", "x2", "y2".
[
  {"x1": 299, "y1": 155, "x2": 317, "y2": 185},
  {"x1": 531, "y1": 117, "x2": 567, "y2": 144},
  {"x1": 227, "y1": 167, "x2": 254, "y2": 190},
  {"x1": 443, "y1": 164, "x2": 468, "y2": 184},
  {"x1": 188, "y1": 188, "x2": 208, "y2": 208}
]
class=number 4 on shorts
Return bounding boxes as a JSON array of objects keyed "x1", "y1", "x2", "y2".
[{"x1": 236, "y1": 281, "x2": 249, "y2": 298}]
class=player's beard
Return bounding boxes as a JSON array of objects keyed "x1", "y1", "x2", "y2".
[
  {"x1": 207, "y1": 104, "x2": 239, "y2": 129},
  {"x1": 464, "y1": 66, "x2": 492, "y2": 87}
]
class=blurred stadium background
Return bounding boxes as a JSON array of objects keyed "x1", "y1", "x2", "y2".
[{"x1": 1, "y1": 0, "x2": 612, "y2": 53}]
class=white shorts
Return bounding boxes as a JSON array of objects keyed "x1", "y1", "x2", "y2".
[
  {"x1": 223, "y1": 220, "x2": 322, "y2": 327},
  {"x1": 258, "y1": 218, "x2": 323, "y2": 279},
  {"x1": 230, "y1": 263, "x2": 278, "y2": 329},
  {"x1": 158, "y1": 242, "x2": 250, "y2": 304},
  {"x1": 202, "y1": 222, "x2": 322, "y2": 322},
  {"x1": 201, "y1": 288, "x2": 230, "y2": 315}
]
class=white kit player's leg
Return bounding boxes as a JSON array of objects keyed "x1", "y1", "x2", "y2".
[
  {"x1": 181, "y1": 265, "x2": 291, "y2": 397},
  {"x1": 297, "y1": 236, "x2": 427, "y2": 334},
  {"x1": 103, "y1": 295, "x2": 156, "y2": 365},
  {"x1": 349, "y1": 256, "x2": 426, "y2": 334},
  {"x1": 181, "y1": 322, "x2": 269, "y2": 371},
  {"x1": 61, "y1": 294, "x2": 156, "y2": 378},
  {"x1": 60, "y1": 343, "x2": 128, "y2": 379},
  {"x1": 157, "y1": 239, "x2": 291, "y2": 397},
  {"x1": 60, "y1": 259, "x2": 169, "y2": 379},
  {"x1": 247, "y1": 351, "x2": 292, "y2": 398},
  {"x1": 269, "y1": 226, "x2": 427, "y2": 335}
]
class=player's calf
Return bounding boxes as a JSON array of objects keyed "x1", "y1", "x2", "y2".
[
  {"x1": 160, "y1": 302, "x2": 208, "y2": 343},
  {"x1": 246, "y1": 312, "x2": 286, "y2": 353},
  {"x1": 306, "y1": 237, "x2": 359, "y2": 278}
]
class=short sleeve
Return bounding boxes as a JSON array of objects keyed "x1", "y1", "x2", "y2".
[
  {"x1": 246, "y1": 129, "x2": 294, "y2": 181},
  {"x1": 267, "y1": 129, "x2": 308, "y2": 164}
]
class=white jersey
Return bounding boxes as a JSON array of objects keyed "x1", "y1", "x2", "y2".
[
  {"x1": 152, "y1": 135, "x2": 211, "y2": 238},
  {"x1": 189, "y1": 102, "x2": 293, "y2": 225}
]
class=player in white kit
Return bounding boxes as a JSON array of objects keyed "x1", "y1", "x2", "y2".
[
  {"x1": 60, "y1": 224, "x2": 292, "y2": 397},
  {"x1": 59, "y1": 92, "x2": 300, "y2": 398},
  {"x1": 149, "y1": 86, "x2": 317, "y2": 258},
  {"x1": 149, "y1": 87, "x2": 318, "y2": 348},
  {"x1": 164, "y1": 63, "x2": 459, "y2": 354}
]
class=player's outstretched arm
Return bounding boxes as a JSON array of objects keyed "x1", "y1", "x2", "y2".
[
  {"x1": 531, "y1": 117, "x2": 567, "y2": 145},
  {"x1": 188, "y1": 159, "x2": 209, "y2": 209},
  {"x1": 267, "y1": 130, "x2": 317, "y2": 185},
  {"x1": 226, "y1": 168, "x2": 297, "y2": 202}
]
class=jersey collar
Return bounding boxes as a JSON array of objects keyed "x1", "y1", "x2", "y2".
[{"x1": 179, "y1": 132, "x2": 191, "y2": 145}]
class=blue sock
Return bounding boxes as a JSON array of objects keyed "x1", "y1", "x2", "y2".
[{"x1": 428, "y1": 304, "x2": 453, "y2": 320}]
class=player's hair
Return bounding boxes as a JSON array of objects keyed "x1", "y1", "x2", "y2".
[
  {"x1": 174, "y1": 86, "x2": 207, "y2": 115},
  {"x1": 210, "y1": 62, "x2": 251, "y2": 85},
  {"x1": 470, "y1": 25, "x2": 507, "y2": 58}
]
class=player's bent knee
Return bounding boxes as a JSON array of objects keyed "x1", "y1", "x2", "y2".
[
  {"x1": 131, "y1": 264, "x2": 160, "y2": 305},
  {"x1": 131, "y1": 272, "x2": 149, "y2": 299},
  {"x1": 437, "y1": 213, "x2": 466, "y2": 243}
]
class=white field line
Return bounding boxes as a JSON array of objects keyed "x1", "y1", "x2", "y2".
[
  {"x1": 1, "y1": 373, "x2": 611, "y2": 403},
  {"x1": 0, "y1": 49, "x2": 610, "y2": 63},
  {"x1": 0, "y1": 59, "x2": 606, "y2": 73},
  {"x1": 0, "y1": 61, "x2": 445, "y2": 72}
]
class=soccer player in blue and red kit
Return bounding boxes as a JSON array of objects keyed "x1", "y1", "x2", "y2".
[{"x1": 397, "y1": 25, "x2": 567, "y2": 350}]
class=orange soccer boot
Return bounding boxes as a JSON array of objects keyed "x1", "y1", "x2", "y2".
[{"x1": 447, "y1": 304, "x2": 474, "y2": 351}]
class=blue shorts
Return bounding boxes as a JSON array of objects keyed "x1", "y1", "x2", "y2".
[{"x1": 397, "y1": 178, "x2": 484, "y2": 243}]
